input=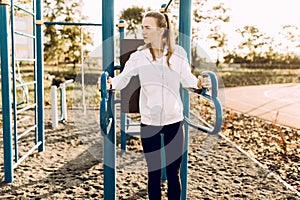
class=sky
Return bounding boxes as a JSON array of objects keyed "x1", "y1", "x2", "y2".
[
  {"x1": 83, "y1": 0, "x2": 300, "y2": 32},
  {"x1": 226, "y1": 0, "x2": 300, "y2": 32},
  {"x1": 82, "y1": 0, "x2": 300, "y2": 59}
]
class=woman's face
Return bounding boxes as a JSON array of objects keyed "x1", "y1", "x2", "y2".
[{"x1": 141, "y1": 17, "x2": 164, "y2": 45}]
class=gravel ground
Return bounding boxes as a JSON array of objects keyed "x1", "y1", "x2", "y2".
[{"x1": 0, "y1": 105, "x2": 299, "y2": 199}]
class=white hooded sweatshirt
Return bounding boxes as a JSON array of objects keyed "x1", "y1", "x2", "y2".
[{"x1": 111, "y1": 45, "x2": 198, "y2": 126}]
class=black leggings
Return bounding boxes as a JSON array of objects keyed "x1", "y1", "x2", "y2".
[{"x1": 141, "y1": 121, "x2": 184, "y2": 200}]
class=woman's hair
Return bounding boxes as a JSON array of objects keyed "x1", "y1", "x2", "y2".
[{"x1": 143, "y1": 11, "x2": 175, "y2": 68}]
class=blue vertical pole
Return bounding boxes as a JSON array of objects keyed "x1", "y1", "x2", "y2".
[
  {"x1": 179, "y1": 0, "x2": 192, "y2": 199},
  {"x1": 0, "y1": 2, "x2": 14, "y2": 183},
  {"x1": 119, "y1": 20, "x2": 125, "y2": 45},
  {"x1": 36, "y1": 0, "x2": 45, "y2": 152},
  {"x1": 102, "y1": 0, "x2": 116, "y2": 199},
  {"x1": 118, "y1": 20, "x2": 127, "y2": 151}
]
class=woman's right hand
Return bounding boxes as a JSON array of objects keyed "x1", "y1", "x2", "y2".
[
  {"x1": 97, "y1": 76, "x2": 112, "y2": 90},
  {"x1": 107, "y1": 77, "x2": 112, "y2": 90}
]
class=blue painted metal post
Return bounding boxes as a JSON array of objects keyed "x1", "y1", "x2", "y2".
[
  {"x1": 36, "y1": 0, "x2": 45, "y2": 152},
  {"x1": 179, "y1": 0, "x2": 192, "y2": 199},
  {"x1": 0, "y1": 1, "x2": 14, "y2": 183},
  {"x1": 118, "y1": 20, "x2": 127, "y2": 151},
  {"x1": 102, "y1": 0, "x2": 116, "y2": 199}
]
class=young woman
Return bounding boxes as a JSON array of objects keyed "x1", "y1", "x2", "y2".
[{"x1": 107, "y1": 11, "x2": 205, "y2": 200}]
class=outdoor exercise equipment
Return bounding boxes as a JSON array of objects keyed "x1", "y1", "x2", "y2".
[
  {"x1": 99, "y1": 0, "x2": 223, "y2": 200},
  {"x1": 50, "y1": 79, "x2": 73, "y2": 129},
  {"x1": 0, "y1": 0, "x2": 44, "y2": 183},
  {"x1": 1, "y1": 1, "x2": 223, "y2": 199},
  {"x1": 0, "y1": 0, "x2": 103, "y2": 183}
]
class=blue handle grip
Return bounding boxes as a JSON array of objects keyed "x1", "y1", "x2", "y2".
[
  {"x1": 100, "y1": 71, "x2": 109, "y2": 135},
  {"x1": 185, "y1": 71, "x2": 223, "y2": 135}
]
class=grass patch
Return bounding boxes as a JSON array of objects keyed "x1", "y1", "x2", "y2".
[{"x1": 218, "y1": 68, "x2": 300, "y2": 87}]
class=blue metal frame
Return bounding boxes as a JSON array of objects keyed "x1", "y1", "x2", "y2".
[
  {"x1": 118, "y1": 20, "x2": 127, "y2": 152},
  {"x1": 44, "y1": 21, "x2": 102, "y2": 26},
  {"x1": 102, "y1": 1, "x2": 116, "y2": 200},
  {"x1": 179, "y1": 0, "x2": 192, "y2": 199},
  {"x1": 184, "y1": 71, "x2": 223, "y2": 135},
  {"x1": 0, "y1": 1, "x2": 14, "y2": 183},
  {"x1": 1, "y1": 0, "x2": 223, "y2": 196},
  {"x1": 100, "y1": 1, "x2": 223, "y2": 200},
  {"x1": 0, "y1": 0, "x2": 45, "y2": 183},
  {"x1": 36, "y1": 0, "x2": 45, "y2": 152}
]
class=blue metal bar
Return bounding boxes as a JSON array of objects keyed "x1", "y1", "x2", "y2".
[
  {"x1": 14, "y1": 4, "x2": 35, "y2": 16},
  {"x1": 201, "y1": 71, "x2": 223, "y2": 134},
  {"x1": 120, "y1": 112, "x2": 127, "y2": 151},
  {"x1": 184, "y1": 71, "x2": 223, "y2": 134},
  {"x1": 103, "y1": 0, "x2": 116, "y2": 199},
  {"x1": 100, "y1": 71, "x2": 116, "y2": 200},
  {"x1": 179, "y1": 0, "x2": 192, "y2": 199},
  {"x1": 124, "y1": 123, "x2": 140, "y2": 126},
  {"x1": 124, "y1": 132, "x2": 141, "y2": 136},
  {"x1": 114, "y1": 99, "x2": 121, "y2": 104},
  {"x1": 14, "y1": 31, "x2": 35, "y2": 39},
  {"x1": 118, "y1": 20, "x2": 127, "y2": 151},
  {"x1": 114, "y1": 65, "x2": 121, "y2": 70},
  {"x1": 100, "y1": 72, "x2": 109, "y2": 134},
  {"x1": 44, "y1": 21, "x2": 102, "y2": 26},
  {"x1": 36, "y1": 0, "x2": 44, "y2": 152},
  {"x1": 0, "y1": 3, "x2": 14, "y2": 183}
]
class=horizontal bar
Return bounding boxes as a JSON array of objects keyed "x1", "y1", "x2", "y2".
[
  {"x1": 114, "y1": 65, "x2": 121, "y2": 70},
  {"x1": 16, "y1": 103, "x2": 36, "y2": 114},
  {"x1": 17, "y1": 115, "x2": 31, "y2": 123},
  {"x1": 125, "y1": 123, "x2": 140, "y2": 127},
  {"x1": 13, "y1": 141, "x2": 42, "y2": 169},
  {"x1": 17, "y1": 124, "x2": 37, "y2": 140},
  {"x1": 190, "y1": 111, "x2": 212, "y2": 128},
  {"x1": 16, "y1": 101, "x2": 27, "y2": 107},
  {"x1": 44, "y1": 21, "x2": 102, "y2": 26},
  {"x1": 114, "y1": 99, "x2": 121, "y2": 104},
  {"x1": 14, "y1": 4, "x2": 35, "y2": 16},
  {"x1": 16, "y1": 81, "x2": 36, "y2": 87},
  {"x1": 15, "y1": 58, "x2": 35, "y2": 62},
  {"x1": 184, "y1": 117, "x2": 211, "y2": 134},
  {"x1": 15, "y1": 31, "x2": 35, "y2": 39},
  {"x1": 125, "y1": 132, "x2": 141, "y2": 136}
]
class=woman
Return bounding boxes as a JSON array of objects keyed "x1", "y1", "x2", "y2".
[{"x1": 107, "y1": 11, "x2": 205, "y2": 200}]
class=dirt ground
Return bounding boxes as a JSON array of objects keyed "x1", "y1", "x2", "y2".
[{"x1": 0, "y1": 106, "x2": 299, "y2": 199}]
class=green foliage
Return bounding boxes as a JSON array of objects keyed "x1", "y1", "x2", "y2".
[
  {"x1": 223, "y1": 25, "x2": 300, "y2": 65},
  {"x1": 119, "y1": 6, "x2": 147, "y2": 38},
  {"x1": 192, "y1": 0, "x2": 230, "y2": 65},
  {"x1": 43, "y1": 0, "x2": 93, "y2": 65},
  {"x1": 193, "y1": 0, "x2": 230, "y2": 24},
  {"x1": 223, "y1": 51, "x2": 300, "y2": 65},
  {"x1": 219, "y1": 68, "x2": 300, "y2": 87}
]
